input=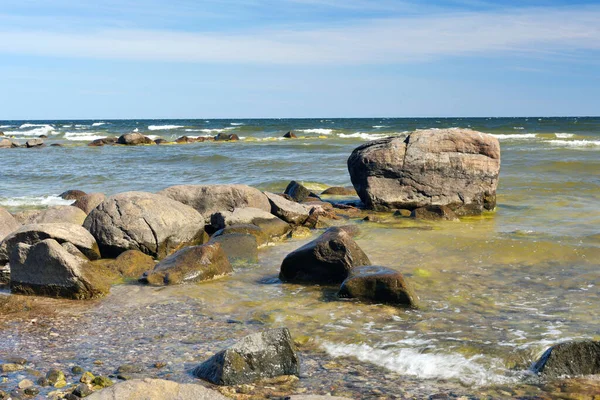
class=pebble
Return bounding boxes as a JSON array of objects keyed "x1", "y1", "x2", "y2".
[
  {"x1": 71, "y1": 366, "x2": 84, "y2": 374},
  {"x1": 0, "y1": 364, "x2": 24, "y2": 373},
  {"x1": 23, "y1": 387, "x2": 40, "y2": 396},
  {"x1": 17, "y1": 379, "x2": 33, "y2": 389}
]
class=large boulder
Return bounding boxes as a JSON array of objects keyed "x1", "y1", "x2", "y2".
[
  {"x1": 279, "y1": 227, "x2": 371, "y2": 284},
  {"x1": 0, "y1": 223, "x2": 101, "y2": 265},
  {"x1": 158, "y1": 184, "x2": 271, "y2": 217},
  {"x1": 0, "y1": 138, "x2": 20, "y2": 148},
  {"x1": 210, "y1": 208, "x2": 291, "y2": 240},
  {"x1": 338, "y1": 265, "x2": 417, "y2": 307},
  {"x1": 141, "y1": 242, "x2": 232, "y2": 285},
  {"x1": 86, "y1": 378, "x2": 228, "y2": 400},
  {"x1": 264, "y1": 192, "x2": 313, "y2": 225},
  {"x1": 347, "y1": 129, "x2": 500, "y2": 215},
  {"x1": 9, "y1": 239, "x2": 109, "y2": 299},
  {"x1": 0, "y1": 208, "x2": 20, "y2": 242},
  {"x1": 25, "y1": 138, "x2": 44, "y2": 148},
  {"x1": 73, "y1": 193, "x2": 106, "y2": 214},
  {"x1": 117, "y1": 133, "x2": 154, "y2": 145},
  {"x1": 83, "y1": 192, "x2": 206, "y2": 259},
  {"x1": 17, "y1": 205, "x2": 87, "y2": 225},
  {"x1": 194, "y1": 328, "x2": 299, "y2": 385},
  {"x1": 531, "y1": 341, "x2": 600, "y2": 378}
]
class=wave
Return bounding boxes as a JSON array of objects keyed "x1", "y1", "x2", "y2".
[
  {"x1": 298, "y1": 128, "x2": 334, "y2": 135},
  {"x1": 230, "y1": 122, "x2": 245, "y2": 126},
  {"x1": 555, "y1": 133, "x2": 574, "y2": 138},
  {"x1": 490, "y1": 133, "x2": 537, "y2": 140},
  {"x1": 64, "y1": 132, "x2": 107, "y2": 141},
  {"x1": 148, "y1": 125, "x2": 184, "y2": 131},
  {"x1": 91, "y1": 122, "x2": 107, "y2": 127},
  {"x1": 372, "y1": 125, "x2": 390, "y2": 129},
  {"x1": 513, "y1": 127, "x2": 525, "y2": 130},
  {"x1": 19, "y1": 123, "x2": 52, "y2": 129},
  {"x1": 198, "y1": 128, "x2": 236, "y2": 133},
  {"x1": 0, "y1": 125, "x2": 13, "y2": 129},
  {"x1": 547, "y1": 140, "x2": 600, "y2": 148},
  {"x1": 0, "y1": 195, "x2": 74, "y2": 208},
  {"x1": 14, "y1": 125, "x2": 56, "y2": 136},
  {"x1": 339, "y1": 132, "x2": 388, "y2": 140}
]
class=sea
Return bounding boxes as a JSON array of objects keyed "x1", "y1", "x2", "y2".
[{"x1": 0, "y1": 117, "x2": 599, "y2": 398}]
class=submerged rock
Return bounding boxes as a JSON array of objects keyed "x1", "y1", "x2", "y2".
[
  {"x1": 209, "y1": 233, "x2": 258, "y2": 264},
  {"x1": 210, "y1": 208, "x2": 291, "y2": 240},
  {"x1": 338, "y1": 265, "x2": 417, "y2": 307},
  {"x1": 214, "y1": 132, "x2": 239, "y2": 141},
  {"x1": 175, "y1": 135, "x2": 197, "y2": 143},
  {"x1": 347, "y1": 128, "x2": 500, "y2": 215},
  {"x1": 86, "y1": 378, "x2": 228, "y2": 400},
  {"x1": 321, "y1": 186, "x2": 356, "y2": 196},
  {"x1": 83, "y1": 191, "x2": 206, "y2": 259},
  {"x1": 0, "y1": 138, "x2": 20, "y2": 148},
  {"x1": 117, "y1": 133, "x2": 154, "y2": 145},
  {"x1": 283, "y1": 131, "x2": 297, "y2": 139},
  {"x1": 212, "y1": 224, "x2": 268, "y2": 246},
  {"x1": 0, "y1": 207, "x2": 20, "y2": 242},
  {"x1": 193, "y1": 328, "x2": 299, "y2": 385},
  {"x1": 141, "y1": 242, "x2": 232, "y2": 285},
  {"x1": 532, "y1": 341, "x2": 600, "y2": 378},
  {"x1": 73, "y1": 193, "x2": 107, "y2": 214},
  {"x1": 411, "y1": 205, "x2": 459, "y2": 221},
  {"x1": 279, "y1": 226, "x2": 371, "y2": 284},
  {"x1": 88, "y1": 137, "x2": 117, "y2": 147}
]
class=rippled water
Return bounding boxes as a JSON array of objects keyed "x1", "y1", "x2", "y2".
[{"x1": 1, "y1": 118, "x2": 599, "y2": 398}]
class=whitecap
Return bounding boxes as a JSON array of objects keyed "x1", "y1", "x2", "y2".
[
  {"x1": 199, "y1": 128, "x2": 235, "y2": 133},
  {"x1": 372, "y1": 125, "x2": 390, "y2": 129},
  {"x1": 513, "y1": 127, "x2": 525, "y2": 130},
  {"x1": 91, "y1": 122, "x2": 107, "y2": 127},
  {"x1": 339, "y1": 132, "x2": 388, "y2": 140},
  {"x1": 64, "y1": 132, "x2": 107, "y2": 141},
  {"x1": 132, "y1": 128, "x2": 139, "y2": 133},
  {"x1": 0, "y1": 125, "x2": 13, "y2": 129},
  {"x1": 0, "y1": 195, "x2": 74, "y2": 208},
  {"x1": 14, "y1": 125, "x2": 56, "y2": 136},
  {"x1": 547, "y1": 140, "x2": 600, "y2": 148},
  {"x1": 230, "y1": 122, "x2": 245, "y2": 126},
  {"x1": 148, "y1": 125, "x2": 184, "y2": 131},
  {"x1": 19, "y1": 123, "x2": 51, "y2": 129},
  {"x1": 555, "y1": 133, "x2": 574, "y2": 138},
  {"x1": 490, "y1": 133, "x2": 537, "y2": 140},
  {"x1": 298, "y1": 128, "x2": 334, "y2": 135}
]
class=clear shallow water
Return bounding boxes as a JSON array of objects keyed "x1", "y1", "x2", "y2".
[{"x1": 1, "y1": 117, "x2": 599, "y2": 398}]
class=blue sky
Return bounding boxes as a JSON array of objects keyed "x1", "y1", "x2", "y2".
[{"x1": 1, "y1": 0, "x2": 599, "y2": 119}]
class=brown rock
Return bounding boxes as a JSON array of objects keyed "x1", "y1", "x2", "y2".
[
  {"x1": 17, "y1": 205, "x2": 87, "y2": 225},
  {"x1": 60, "y1": 190, "x2": 87, "y2": 201},
  {"x1": 283, "y1": 131, "x2": 297, "y2": 139},
  {"x1": 410, "y1": 205, "x2": 459, "y2": 221},
  {"x1": 0, "y1": 207, "x2": 20, "y2": 242},
  {"x1": 110, "y1": 250, "x2": 155, "y2": 278},
  {"x1": 73, "y1": 193, "x2": 106, "y2": 214},
  {"x1": 321, "y1": 186, "x2": 356, "y2": 196},
  {"x1": 117, "y1": 133, "x2": 154, "y2": 145}
]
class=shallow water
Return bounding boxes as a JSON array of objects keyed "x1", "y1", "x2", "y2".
[{"x1": 1, "y1": 117, "x2": 599, "y2": 398}]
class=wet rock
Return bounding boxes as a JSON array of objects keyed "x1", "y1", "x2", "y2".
[
  {"x1": 158, "y1": 184, "x2": 271, "y2": 217},
  {"x1": 37, "y1": 378, "x2": 50, "y2": 387},
  {"x1": 86, "y1": 378, "x2": 227, "y2": 400},
  {"x1": 0, "y1": 363, "x2": 24, "y2": 372},
  {"x1": 17, "y1": 379, "x2": 33, "y2": 389},
  {"x1": 50, "y1": 143, "x2": 63, "y2": 147},
  {"x1": 0, "y1": 207, "x2": 20, "y2": 242},
  {"x1": 83, "y1": 191, "x2": 206, "y2": 259},
  {"x1": 0, "y1": 265, "x2": 8, "y2": 286},
  {"x1": 73, "y1": 193, "x2": 106, "y2": 214},
  {"x1": 264, "y1": 192, "x2": 313, "y2": 225},
  {"x1": 210, "y1": 208, "x2": 291, "y2": 240},
  {"x1": 23, "y1": 387, "x2": 40, "y2": 396},
  {"x1": 347, "y1": 128, "x2": 500, "y2": 215},
  {"x1": 279, "y1": 227, "x2": 371, "y2": 284},
  {"x1": 0, "y1": 223, "x2": 101, "y2": 265},
  {"x1": 81, "y1": 371, "x2": 95, "y2": 384},
  {"x1": 214, "y1": 133, "x2": 239, "y2": 141},
  {"x1": 71, "y1": 366, "x2": 84, "y2": 374},
  {"x1": 212, "y1": 224, "x2": 268, "y2": 246},
  {"x1": 154, "y1": 138, "x2": 169, "y2": 145},
  {"x1": 109, "y1": 250, "x2": 155, "y2": 278},
  {"x1": 411, "y1": 205, "x2": 459, "y2": 221},
  {"x1": 73, "y1": 383, "x2": 93, "y2": 397},
  {"x1": 60, "y1": 190, "x2": 87, "y2": 201},
  {"x1": 302, "y1": 206, "x2": 337, "y2": 229},
  {"x1": 142, "y1": 242, "x2": 232, "y2": 285},
  {"x1": 92, "y1": 376, "x2": 113, "y2": 388},
  {"x1": 26, "y1": 138, "x2": 44, "y2": 148},
  {"x1": 283, "y1": 131, "x2": 297, "y2": 138},
  {"x1": 88, "y1": 137, "x2": 117, "y2": 147},
  {"x1": 338, "y1": 265, "x2": 417, "y2": 307},
  {"x1": 0, "y1": 138, "x2": 20, "y2": 148},
  {"x1": 288, "y1": 226, "x2": 312, "y2": 239},
  {"x1": 532, "y1": 340, "x2": 600, "y2": 378},
  {"x1": 18, "y1": 205, "x2": 88, "y2": 225},
  {"x1": 209, "y1": 233, "x2": 258, "y2": 264},
  {"x1": 194, "y1": 328, "x2": 299, "y2": 385},
  {"x1": 9, "y1": 239, "x2": 109, "y2": 299},
  {"x1": 46, "y1": 369, "x2": 66, "y2": 386},
  {"x1": 175, "y1": 135, "x2": 197, "y2": 143},
  {"x1": 283, "y1": 397, "x2": 353, "y2": 400},
  {"x1": 321, "y1": 187, "x2": 356, "y2": 196},
  {"x1": 284, "y1": 181, "x2": 311, "y2": 203},
  {"x1": 117, "y1": 133, "x2": 154, "y2": 145},
  {"x1": 393, "y1": 209, "x2": 412, "y2": 217}
]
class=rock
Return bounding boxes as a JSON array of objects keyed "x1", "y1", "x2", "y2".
[
  {"x1": 0, "y1": 265, "x2": 9, "y2": 286},
  {"x1": 393, "y1": 209, "x2": 412, "y2": 217},
  {"x1": 81, "y1": 371, "x2": 95, "y2": 384},
  {"x1": 531, "y1": 341, "x2": 600, "y2": 378},
  {"x1": 210, "y1": 208, "x2": 291, "y2": 240},
  {"x1": 50, "y1": 143, "x2": 63, "y2": 147},
  {"x1": 92, "y1": 376, "x2": 113, "y2": 388},
  {"x1": 338, "y1": 265, "x2": 417, "y2": 307},
  {"x1": 9, "y1": 239, "x2": 109, "y2": 299},
  {"x1": 194, "y1": 328, "x2": 299, "y2": 385},
  {"x1": 0, "y1": 223, "x2": 101, "y2": 265},
  {"x1": 23, "y1": 387, "x2": 40, "y2": 396},
  {"x1": 116, "y1": 364, "x2": 145, "y2": 374},
  {"x1": 38, "y1": 134, "x2": 48, "y2": 138},
  {"x1": 17, "y1": 379, "x2": 33, "y2": 389},
  {"x1": 212, "y1": 224, "x2": 268, "y2": 246},
  {"x1": 154, "y1": 138, "x2": 169, "y2": 145},
  {"x1": 284, "y1": 181, "x2": 311, "y2": 203},
  {"x1": 71, "y1": 366, "x2": 84, "y2": 374},
  {"x1": 109, "y1": 250, "x2": 155, "y2": 278},
  {"x1": 83, "y1": 191, "x2": 206, "y2": 259},
  {"x1": 25, "y1": 138, "x2": 44, "y2": 148},
  {"x1": 18, "y1": 205, "x2": 87, "y2": 225},
  {"x1": 347, "y1": 128, "x2": 501, "y2": 215},
  {"x1": 209, "y1": 233, "x2": 258, "y2": 264},
  {"x1": 0, "y1": 138, "x2": 20, "y2": 148},
  {"x1": 158, "y1": 184, "x2": 271, "y2": 217},
  {"x1": 46, "y1": 369, "x2": 66, "y2": 386},
  {"x1": 264, "y1": 192, "x2": 313, "y2": 225},
  {"x1": 88, "y1": 137, "x2": 117, "y2": 147},
  {"x1": 73, "y1": 383, "x2": 93, "y2": 397},
  {"x1": 283, "y1": 131, "x2": 297, "y2": 139},
  {"x1": 86, "y1": 378, "x2": 228, "y2": 400},
  {"x1": 73, "y1": 193, "x2": 107, "y2": 214},
  {"x1": 0, "y1": 363, "x2": 24, "y2": 372},
  {"x1": 321, "y1": 186, "x2": 356, "y2": 196},
  {"x1": 214, "y1": 133, "x2": 239, "y2": 141},
  {"x1": 61, "y1": 241, "x2": 89, "y2": 260},
  {"x1": 0, "y1": 207, "x2": 20, "y2": 242},
  {"x1": 117, "y1": 133, "x2": 154, "y2": 145},
  {"x1": 279, "y1": 227, "x2": 371, "y2": 284},
  {"x1": 0, "y1": 131, "x2": 3, "y2": 136},
  {"x1": 175, "y1": 136, "x2": 197, "y2": 143},
  {"x1": 141, "y1": 242, "x2": 232, "y2": 285},
  {"x1": 410, "y1": 205, "x2": 459, "y2": 221},
  {"x1": 60, "y1": 189, "x2": 87, "y2": 201},
  {"x1": 302, "y1": 206, "x2": 337, "y2": 229}
]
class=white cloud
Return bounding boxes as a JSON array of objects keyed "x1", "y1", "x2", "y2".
[{"x1": 0, "y1": 6, "x2": 599, "y2": 64}]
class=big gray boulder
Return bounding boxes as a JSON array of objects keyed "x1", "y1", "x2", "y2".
[
  {"x1": 17, "y1": 205, "x2": 87, "y2": 225},
  {"x1": 532, "y1": 341, "x2": 600, "y2": 378},
  {"x1": 210, "y1": 208, "x2": 291, "y2": 240},
  {"x1": 264, "y1": 192, "x2": 313, "y2": 225},
  {"x1": 117, "y1": 133, "x2": 154, "y2": 145},
  {"x1": 141, "y1": 242, "x2": 232, "y2": 285},
  {"x1": 25, "y1": 138, "x2": 44, "y2": 148},
  {"x1": 158, "y1": 184, "x2": 271, "y2": 217},
  {"x1": 0, "y1": 223, "x2": 100, "y2": 265},
  {"x1": 83, "y1": 192, "x2": 206, "y2": 259},
  {"x1": 9, "y1": 239, "x2": 109, "y2": 299},
  {"x1": 73, "y1": 193, "x2": 106, "y2": 214},
  {"x1": 279, "y1": 226, "x2": 371, "y2": 284},
  {"x1": 194, "y1": 328, "x2": 299, "y2": 385},
  {"x1": 348, "y1": 129, "x2": 500, "y2": 215},
  {"x1": 0, "y1": 208, "x2": 20, "y2": 242},
  {"x1": 86, "y1": 378, "x2": 228, "y2": 400}
]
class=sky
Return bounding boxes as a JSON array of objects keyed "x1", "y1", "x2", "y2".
[{"x1": 1, "y1": 0, "x2": 599, "y2": 119}]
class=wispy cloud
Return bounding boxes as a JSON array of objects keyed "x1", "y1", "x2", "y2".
[{"x1": 1, "y1": 6, "x2": 599, "y2": 64}]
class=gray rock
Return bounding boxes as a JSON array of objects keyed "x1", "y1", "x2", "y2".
[
  {"x1": 0, "y1": 223, "x2": 101, "y2": 265},
  {"x1": 83, "y1": 191, "x2": 206, "y2": 259},
  {"x1": 209, "y1": 233, "x2": 258, "y2": 264},
  {"x1": 88, "y1": 137, "x2": 118, "y2": 147},
  {"x1": 86, "y1": 378, "x2": 228, "y2": 400},
  {"x1": 283, "y1": 131, "x2": 297, "y2": 139},
  {"x1": 410, "y1": 205, "x2": 459, "y2": 221},
  {"x1": 73, "y1": 193, "x2": 106, "y2": 214},
  {"x1": 280, "y1": 227, "x2": 370, "y2": 284},
  {"x1": 0, "y1": 138, "x2": 20, "y2": 148},
  {"x1": 9, "y1": 239, "x2": 109, "y2": 299},
  {"x1": 0, "y1": 265, "x2": 9, "y2": 286},
  {"x1": 531, "y1": 340, "x2": 600, "y2": 378},
  {"x1": 0, "y1": 207, "x2": 20, "y2": 242},
  {"x1": 210, "y1": 208, "x2": 291, "y2": 240},
  {"x1": 158, "y1": 184, "x2": 271, "y2": 218},
  {"x1": 18, "y1": 206, "x2": 87, "y2": 225},
  {"x1": 347, "y1": 128, "x2": 500, "y2": 215},
  {"x1": 117, "y1": 133, "x2": 154, "y2": 145},
  {"x1": 25, "y1": 138, "x2": 44, "y2": 148},
  {"x1": 142, "y1": 242, "x2": 232, "y2": 285},
  {"x1": 264, "y1": 192, "x2": 313, "y2": 225},
  {"x1": 284, "y1": 181, "x2": 311, "y2": 202},
  {"x1": 214, "y1": 133, "x2": 239, "y2": 141},
  {"x1": 194, "y1": 328, "x2": 299, "y2": 385},
  {"x1": 60, "y1": 189, "x2": 87, "y2": 201}
]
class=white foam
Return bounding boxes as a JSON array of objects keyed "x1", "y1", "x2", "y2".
[
  {"x1": 547, "y1": 139, "x2": 600, "y2": 148},
  {"x1": 490, "y1": 133, "x2": 537, "y2": 140},
  {"x1": 372, "y1": 125, "x2": 390, "y2": 129},
  {"x1": 339, "y1": 132, "x2": 388, "y2": 140},
  {"x1": 64, "y1": 132, "x2": 107, "y2": 141},
  {"x1": 199, "y1": 128, "x2": 235, "y2": 133},
  {"x1": 62, "y1": 125, "x2": 72, "y2": 128},
  {"x1": 513, "y1": 127, "x2": 525, "y2": 130},
  {"x1": 0, "y1": 195, "x2": 74, "y2": 208},
  {"x1": 146, "y1": 135, "x2": 160, "y2": 140},
  {"x1": 322, "y1": 342, "x2": 509, "y2": 386},
  {"x1": 0, "y1": 125, "x2": 13, "y2": 129},
  {"x1": 555, "y1": 133, "x2": 574, "y2": 138},
  {"x1": 148, "y1": 125, "x2": 184, "y2": 130},
  {"x1": 19, "y1": 123, "x2": 51, "y2": 129},
  {"x1": 91, "y1": 122, "x2": 107, "y2": 127},
  {"x1": 230, "y1": 122, "x2": 244, "y2": 126},
  {"x1": 15, "y1": 125, "x2": 56, "y2": 136},
  {"x1": 298, "y1": 128, "x2": 334, "y2": 135},
  {"x1": 133, "y1": 128, "x2": 139, "y2": 132}
]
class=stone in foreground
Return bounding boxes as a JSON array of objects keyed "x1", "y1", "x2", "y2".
[
  {"x1": 531, "y1": 341, "x2": 600, "y2": 378},
  {"x1": 73, "y1": 193, "x2": 107, "y2": 214},
  {"x1": 194, "y1": 328, "x2": 299, "y2": 385},
  {"x1": 86, "y1": 378, "x2": 228, "y2": 400},
  {"x1": 142, "y1": 242, "x2": 232, "y2": 285},
  {"x1": 264, "y1": 192, "x2": 313, "y2": 225},
  {"x1": 338, "y1": 265, "x2": 417, "y2": 307},
  {"x1": 279, "y1": 227, "x2": 371, "y2": 284},
  {"x1": 347, "y1": 128, "x2": 500, "y2": 215},
  {"x1": 9, "y1": 239, "x2": 108, "y2": 299},
  {"x1": 18, "y1": 205, "x2": 87, "y2": 225},
  {"x1": 84, "y1": 192, "x2": 206, "y2": 259},
  {"x1": 284, "y1": 181, "x2": 311, "y2": 203},
  {"x1": 0, "y1": 207, "x2": 20, "y2": 242}
]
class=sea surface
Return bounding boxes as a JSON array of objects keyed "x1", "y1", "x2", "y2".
[{"x1": 1, "y1": 117, "x2": 599, "y2": 398}]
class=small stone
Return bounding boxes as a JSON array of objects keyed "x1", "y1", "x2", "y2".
[
  {"x1": 71, "y1": 366, "x2": 84, "y2": 374},
  {"x1": 63, "y1": 394, "x2": 79, "y2": 400},
  {"x1": 0, "y1": 363, "x2": 24, "y2": 372},
  {"x1": 92, "y1": 375, "x2": 113, "y2": 388},
  {"x1": 80, "y1": 371, "x2": 95, "y2": 384},
  {"x1": 153, "y1": 362, "x2": 167, "y2": 369},
  {"x1": 37, "y1": 377, "x2": 50, "y2": 387},
  {"x1": 17, "y1": 379, "x2": 33, "y2": 389},
  {"x1": 73, "y1": 382, "x2": 93, "y2": 397},
  {"x1": 24, "y1": 387, "x2": 40, "y2": 396},
  {"x1": 46, "y1": 369, "x2": 66, "y2": 385},
  {"x1": 93, "y1": 360, "x2": 103, "y2": 365},
  {"x1": 116, "y1": 363, "x2": 144, "y2": 374}
]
